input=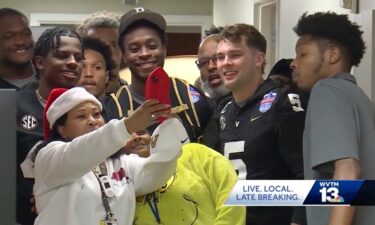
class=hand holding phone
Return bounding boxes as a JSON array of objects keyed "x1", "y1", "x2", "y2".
[{"x1": 145, "y1": 67, "x2": 171, "y2": 123}]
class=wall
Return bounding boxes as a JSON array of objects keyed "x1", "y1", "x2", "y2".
[
  {"x1": 352, "y1": 10, "x2": 374, "y2": 100},
  {"x1": 278, "y1": 0, "x2": 351, "y2": 58},
  {"x1": 213, "y1": 0, "x2": 254, "y2": 26},
  {"x1": 1, "y1": 0, "x2": 213, "y2": 17},
  {"x1": 2, "y1": 0, "x2": 374, "y2": 99},
  {"x1": 359, "y1": 0, "x2": 375, "y2": 12},
  {"x1": 1, "y1": 0, "x2": 213, "y2": 39},
  {"x1": 278, "y1": 0, "x2": 375, "y2": 100}
]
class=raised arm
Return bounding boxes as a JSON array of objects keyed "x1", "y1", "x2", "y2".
[
  {"x1": 34, "y1": 99, "x2": 171, "y2": 194},
  {"x1": 128, "y1": 118, "x2": 189, "y2": 196}
]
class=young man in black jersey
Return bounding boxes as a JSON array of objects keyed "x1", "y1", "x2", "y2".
[
  {"x1": 103, "y1": 7, "x2": 212, "y2": 141},
  {"x1": 216, "y1": 23, "x2": 307, "y2": 225},
  {"x1": 17, "y1": 27, "x2": 84, "y2": 225}
]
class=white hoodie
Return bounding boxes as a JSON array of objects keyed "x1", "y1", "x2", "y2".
[{"x1": 32, "y1": 118, "x2": 188, "y2": 225}]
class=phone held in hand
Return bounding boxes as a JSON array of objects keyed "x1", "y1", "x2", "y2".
[{"x1": 145, "y1": 67, "x2": 171, "y2": 123}]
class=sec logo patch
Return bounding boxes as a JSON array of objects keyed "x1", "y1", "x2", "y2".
[{"x1": 21, "y1": 114, "x2": 38, "y2": 130}]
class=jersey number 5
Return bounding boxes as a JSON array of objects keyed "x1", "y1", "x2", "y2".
[
  {"x1": 224, "y1": 141, "x2": 247, "y2": 180},
  {"x1": 288, "y1": 93, "x2": 304, "y2": 112}
]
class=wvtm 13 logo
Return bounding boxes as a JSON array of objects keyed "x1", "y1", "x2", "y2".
[{"x1": 319, "y1": 181, "x2": 345, "y2": 203}]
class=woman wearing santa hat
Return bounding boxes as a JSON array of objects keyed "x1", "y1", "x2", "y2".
[{"x1": 27, "y1": 87, "x2": 189, "y2": 225}]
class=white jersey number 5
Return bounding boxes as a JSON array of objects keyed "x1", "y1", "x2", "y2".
[
  {"x1": 224, "y1": 141, "x2": 247, "y2": 180},
  {"x1": 288, "y1": 93, "x2": 304, "y2": 112}
]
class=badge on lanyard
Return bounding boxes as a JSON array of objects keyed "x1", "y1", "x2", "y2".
[
  {"x1": 99, "y1": 175, "x2": 115, "y2": 198},
  {"x1": 94, "y1": 163, "x2": 118, "y2": 225},
  {"x1": 100, "y1": 218, "x2": 118, "y2": 225}
]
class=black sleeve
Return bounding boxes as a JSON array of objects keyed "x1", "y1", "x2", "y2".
[
  {"x1": 100, "y1": 95, "x2": 121, "y2": 122},
  {"x1": 201, "y1": 110, "x2": 222, "y2": 153},
  {"x1": 275, "y1": 87, "x2": 306, "y2": 179},
  {"x1": 275, "y1": 88, "x2": 308, "y2": 225},
  {"x1": 201, "y1": 96, "x2": 231, "y2": 153},
  {"x1": 193, "y1": 85, "x2": 214, "y2": 130},
  {"x1": 100, "y1": 85, "x2": 132, "y2": 122}
]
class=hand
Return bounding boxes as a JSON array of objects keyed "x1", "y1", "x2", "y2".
[{"x1": 124, "y1": 99, "x2": 171, "y2": 133}]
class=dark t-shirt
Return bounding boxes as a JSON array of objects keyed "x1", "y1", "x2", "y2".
[
  {"x1": 16, "y1": 89, "x2": 43, "y2": 225},
  {"x1": 0, "y1": 75, "x2": 36, "y2": 90},
  {"x1": 0, "y1": 77, "x2": 18, "y2": 89},
  {"x1": 201, "y1": 95, "x2": 231, "y2": 152}
]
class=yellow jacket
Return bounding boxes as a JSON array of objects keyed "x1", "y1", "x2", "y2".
[{"x1": 134, "y1": 143, "x2": 245, "y2": 225}]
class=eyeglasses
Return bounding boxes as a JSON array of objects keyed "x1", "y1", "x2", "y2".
[{"x1": 195, "y1": 56, "x2": 217, "y2": 69}]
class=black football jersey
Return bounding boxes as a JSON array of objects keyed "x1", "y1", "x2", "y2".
[
  {"x1": 219, "y1": 79, "x2": 308, "y2": 225},
  {"x1": 16, "y1": 89, "x2": 43, "y2": 224}
]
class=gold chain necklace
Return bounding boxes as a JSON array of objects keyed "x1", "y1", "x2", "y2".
[{"x1": 35, "y1": 89, "x2": 47, "y2": 107}]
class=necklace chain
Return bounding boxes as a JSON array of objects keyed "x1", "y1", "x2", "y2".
[{"x1": 36, "y1": 89, "x2": 47, "y2": 107}]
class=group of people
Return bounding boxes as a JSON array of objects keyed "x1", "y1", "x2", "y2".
[{"x1": 0, "y1": 5, "x2": 374, "y2": 225}]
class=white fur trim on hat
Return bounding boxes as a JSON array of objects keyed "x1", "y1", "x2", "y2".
[{"x1": 46, "y1": 87, "x2": 102, "y2": 129}]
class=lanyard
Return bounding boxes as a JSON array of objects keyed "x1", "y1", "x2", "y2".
[
  {"x1": 146, "y1": 192, "x2": 161, "y2": 224},
  {"x1": 93, "y1": 162, "x2": 115, "y2": 221}
]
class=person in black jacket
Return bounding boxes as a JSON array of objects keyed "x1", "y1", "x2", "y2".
[
  {"x1": 16, "y1": 27, "x2": 84, "y2": 225},
  {"x1": 103, "y1": 7, "x2": 213, "y2": 142},
  {"x1": 216, "y1": 23, "x2": 307, "y2": 225}
]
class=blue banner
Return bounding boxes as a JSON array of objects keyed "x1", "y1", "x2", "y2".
[
  {"x1": 225, "y1": 180, "x2": 375, "y2": 206},
  {"x1": 303, "y1": 180, "x2": 363, "y2": 205}
]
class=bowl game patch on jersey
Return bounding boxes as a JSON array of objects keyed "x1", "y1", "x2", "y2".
[
  {"x1": 259, "y1": 91, "x2": 277, "y2": 113},
  {"x1": 189, "y1": 86, "x2": 201, "y2": 103}
]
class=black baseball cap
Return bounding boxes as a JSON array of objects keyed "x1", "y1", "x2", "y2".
[{"x1": 119, "y1": 7, "x2": 166, "y2": 36}]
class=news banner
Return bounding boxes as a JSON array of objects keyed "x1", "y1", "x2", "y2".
[{"x1": 225, "y1": 180, "x2": 375, "y2": 206}]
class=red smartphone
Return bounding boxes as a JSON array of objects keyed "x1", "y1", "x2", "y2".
[{"x1": 145, "y1": 67, "x2": 171, "y2": 123}]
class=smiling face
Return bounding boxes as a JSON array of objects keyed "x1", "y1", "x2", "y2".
[
  {"x1": 57, "y1": 101, "x2": 105, "y2": 140},
  {"x1": 0, "y1": 14, "x2": 34, "y2": 66},
  {"x1": 123, "y1": 130, "x2": 151, "y2": 158},
  {"x1": 290, "y1": 35, "x2": 330, "y2": 90},
  {"x1": 78, "y1": 49, "x2": 109, "y2": 98},
  {"x1": 216, "y1": 36, "x2": 263, "y2": 92},
  {"x1": 122, "y1": 26, "x2": 166, "y2": 81},
  {"x1": 35, "y1": 36, "x2": 84, "y2": 89}
]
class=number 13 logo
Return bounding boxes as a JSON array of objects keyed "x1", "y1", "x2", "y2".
[{"x1": 319, "y1": 187, "x2": 340, "y2": 203}]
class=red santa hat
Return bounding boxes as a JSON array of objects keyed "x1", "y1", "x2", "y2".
[{"x1": 43, "y1": 87, "x2": 102, "y2": 140}]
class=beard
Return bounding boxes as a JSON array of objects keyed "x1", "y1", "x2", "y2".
[{"x1": 201, "y1": 78, "x2": 231, "y2": 100}]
